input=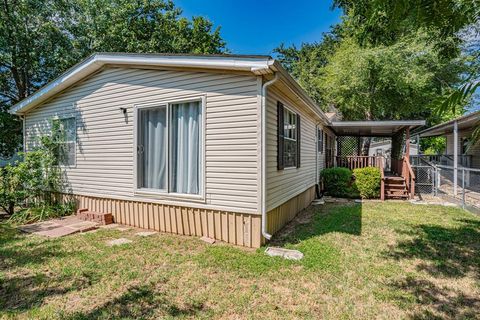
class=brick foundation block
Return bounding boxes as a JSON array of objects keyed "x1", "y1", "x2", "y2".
[{"x1": 76, "y1": 208, "x2": 113, "y2": 225}]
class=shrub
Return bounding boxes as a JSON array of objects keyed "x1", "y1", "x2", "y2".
[
  {"x1": 352, "y1": 167, "x2": 381, "y2": 199},
  {"x1": 0, "y1": 136, "x2": 75, "y2": 223},
  {"x1": 321, "y1": 167, "x2": 358, "y2": 198}
]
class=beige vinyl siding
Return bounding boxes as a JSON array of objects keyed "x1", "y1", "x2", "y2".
[
  {"x1": 445, "y1": 129, "x2": 480, "y2": 168},
  {"x1": 265, "y1": 86, "x2": 318, "y2": 212},
  {"x1": 25, "y1": 67, "x2": 260, "y2": 214}
]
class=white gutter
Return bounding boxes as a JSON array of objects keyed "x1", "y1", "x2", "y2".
[
  {"x1": 261, "y1": 73, "x2": 279, "y2": 241},
  {"x1": 21, "y1": 115, "x2": 26, "y2": 153}
]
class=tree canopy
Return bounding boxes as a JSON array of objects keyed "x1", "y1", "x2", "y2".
[
  {"x1": 0, "y1": 0, "x2": 225, "y2": 158},
  {"x1": 275, "y1": 0, "x2": 478, "y2": 126}
]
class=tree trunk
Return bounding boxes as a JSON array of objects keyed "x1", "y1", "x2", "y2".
[{"x1": 361, "y1": 137, "x2": 372, "y2": 156}]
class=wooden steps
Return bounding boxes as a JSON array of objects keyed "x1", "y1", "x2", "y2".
[{"x1": 384, "y1": 176, "x2": 409, "y2": 199}]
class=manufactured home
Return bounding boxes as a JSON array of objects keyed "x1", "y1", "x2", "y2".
[{"x1": 12, "y1": 53, "x2": 424, "y2": 247}]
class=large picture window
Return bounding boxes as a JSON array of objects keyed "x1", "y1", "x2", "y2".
[
  {"x1": 52, "y1": 117, "x2": 76, "y2": 166},
  {"x1": 136, "y1": 100, "x2": 202, "y2": 195}
]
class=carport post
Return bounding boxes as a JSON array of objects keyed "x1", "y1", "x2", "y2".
[
  {"x1": 453, "y1": 120, "x2": 458, "y2": 196},
  {"x1": 415, "y1": 134, "x2": 420, "y2": 154},
  {"x1": 405, "y1": 127, "x2": 410, "y2": 159}
]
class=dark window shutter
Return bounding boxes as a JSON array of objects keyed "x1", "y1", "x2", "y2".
[
  {"x1": 296, "y1": 113, "x2": 301, "y2": 168},
  {"x1": 277, "y1": 101, "x2": 284, "y2": 170}
]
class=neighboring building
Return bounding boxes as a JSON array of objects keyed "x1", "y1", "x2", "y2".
[
  {"x1": 368, "y1": 140, "x2": 418, "y2": 158},
  {"x1": 417, "y1": 111, "x2": 480, "y2": 168}
]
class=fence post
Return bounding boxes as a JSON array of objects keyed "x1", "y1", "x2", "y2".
[
  {"x1": 437, "y1": 167, "x2": 441, "y2": 195},
  {"x1": 462, "y1": 168, "x2": 465, "y2": 209}
]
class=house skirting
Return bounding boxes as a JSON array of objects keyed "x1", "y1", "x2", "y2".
[
  {"x1": 74, "y1": 186, "x2": 315, "y2": 248},
  {"x1": 266, "y1": 185, "x2": 316, "y2": 236}
]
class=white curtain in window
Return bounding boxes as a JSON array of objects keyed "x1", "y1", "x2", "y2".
[
  {"x1": 140, "y1": 107, "x2": 167, "y2": 189},
  {"x1": 170, "y1": 101, "x2": 201, "y2": 194}
]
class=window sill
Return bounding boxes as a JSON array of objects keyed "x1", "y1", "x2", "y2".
[{"x1": 134, "y1": 189, "x2": 205, "y2": 203}]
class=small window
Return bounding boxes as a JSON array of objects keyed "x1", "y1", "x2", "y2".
[
  {"x1": 317, "y1": 128, "x2": 323, "y2": 153},
  {"x1": 52, "y1": 117, "x2": 76, "y2": 166},
  {"x1": 462, "y1": 137, "x2": 470, "y2": 154},
  {"x1": 283, "y1": 107, "x2": 298, "y2": 168},
  {"x1": 277, "y1": 102, "x2": 300, "y2": 170}
]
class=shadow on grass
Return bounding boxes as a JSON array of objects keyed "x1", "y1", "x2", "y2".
[
  {"x1": 385, "y1": 217, "x2": 480, "y2": 318},
  {"x1": 271, "y1": 203, "x2": 362, "y2": 246},
  {"x1": 387, "y1": 218, "x2": 480, "y2": 279},
  {"x1": 0, "y1": 223, "x2": 81, "y2": 314},
  {"x1": 389, "y1": 276, "x2": 480, "y2": 319},
  {"x1": 0, "y1": 224, "x2": 69, "y2": 271},
  {"x1": 63, "y1": 284, "x2": 208, "y2": 319},
  {"x1": 0, "y1": 273, "x2": 93, "y2": 313}
]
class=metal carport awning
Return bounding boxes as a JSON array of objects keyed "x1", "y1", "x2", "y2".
[{"x1": 329, "y1": 120, "x2": 426, "y2": 137}]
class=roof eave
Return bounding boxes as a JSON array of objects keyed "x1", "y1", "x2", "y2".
[
  {"x1": 11, "y1": 53, "x2": 276, "y2": 115},
  {"x1": 417, "y1": 111, "x2": 480, "y2": 137}
]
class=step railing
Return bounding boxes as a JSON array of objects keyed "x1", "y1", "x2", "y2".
[{"x1": 392, "y1": 157, "x2": 415, "y2": 199}]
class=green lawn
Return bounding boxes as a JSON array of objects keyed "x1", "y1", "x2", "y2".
[{"x1": 1, "y1": 202, "x2": 479, "y2": 319}]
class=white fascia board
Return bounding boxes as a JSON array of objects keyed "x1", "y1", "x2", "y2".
[
  {"x1": 331, "y1": 120, "x2": 426, "y2": 127},
  {"x1": 11, "y1": 53, "x2": 274, "y2": 114}
]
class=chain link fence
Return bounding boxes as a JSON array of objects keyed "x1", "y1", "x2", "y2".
[
  {"x1": 411, "y1": 158, "x2": 480, "y2": 211},
  {"x1": 413, "y1": 165, "x2": 436, "y2": 195},
  {"x1": 436, "y1": 165, "x2": 480, "y2": 210}
]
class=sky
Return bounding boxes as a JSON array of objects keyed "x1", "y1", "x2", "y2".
[{"x1": 175, "y1": 0, "x2": 343, "y2": 55}]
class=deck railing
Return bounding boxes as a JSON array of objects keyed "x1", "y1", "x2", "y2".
[{"x1": 335, "y1": 156, "x2": 383, "y2": 170}]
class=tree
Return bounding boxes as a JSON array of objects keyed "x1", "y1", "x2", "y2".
[
  {"x1": 320, "y1": 33, "x2": 467, "y2": 121},
  {"x1": 333, "y1": 0, "x2": 479, "y2": 49},
  {"x1": 0, "y1": 0, "x2": 226, "y2": 158},
  {"x1": 333, "y1": 0, "x2": 480, "y2": 147},
  {"x1": 275, "y1": 27, "x2": 341, "y2": 108},
  {"x1": 275, "y1": 0, "x2": 478, "y2": 155}
]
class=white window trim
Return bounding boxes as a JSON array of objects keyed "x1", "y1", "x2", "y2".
[
  {"x1": 317, "y1": 128, "x2": 324, "y2": 154},
  {"x1": 133, "y1": 95, "x2": 206, "y2": 201},
  {"x1": 51, "y1": 113, "x2": 77, "y2": 168},
  {"x1": 283, "y1": 105, "x2": 298, "y2": 169}
]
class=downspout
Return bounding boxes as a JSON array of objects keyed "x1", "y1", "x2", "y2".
[
  {"x1": 21, "y1": 115, "x2": 26, "y2": 153},
  {"x1": 261, "y1": 72, "x2": 279, "y2": 241}
]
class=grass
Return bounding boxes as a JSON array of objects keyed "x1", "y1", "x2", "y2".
[{"x1": 1, "y1": 202, "x2": 479, "y2": 319}]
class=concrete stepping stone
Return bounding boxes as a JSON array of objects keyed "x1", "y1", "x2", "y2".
[
  {"x1": 106, "y1": 238, "x2": 133, "y2": 246},
  {"x1": 36, "y1": 226, "x2": 79, "y2": 238},
  {"x1": 68, "y1": 221, "x2": 98, "y2": 232},
  {"x1": 19, "y1": 221, "x2": 60, "y2": 233},
  {"x1": 200, "y1": 236, "x2": 216, "y2": 244},
  {"x1": 265, "y1": 247, "x2": 304, "y2": 260},
  {"x1": 100, "y1": 223, "x2": 122, "y2": 229},
  {"x1": 135, "y1": 231, "x2": 157, "y2": 237},
  {"x1": 54, "y1": 215, "x2": 82, "y2": 226}
]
